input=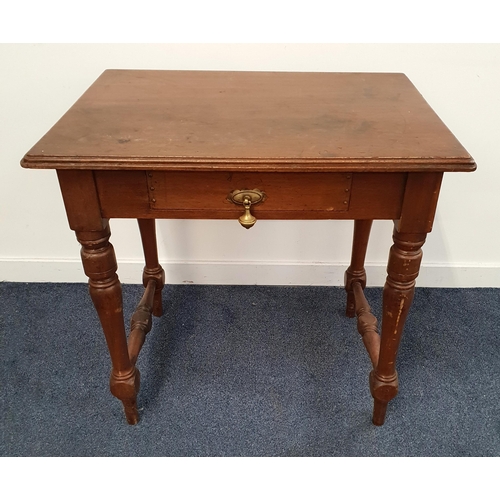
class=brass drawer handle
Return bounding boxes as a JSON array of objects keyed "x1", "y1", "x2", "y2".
[{"x1": 227, "y1": 189, "x2": 266, "y2": 229}]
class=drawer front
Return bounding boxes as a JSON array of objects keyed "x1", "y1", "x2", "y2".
[
  {"x1": 95, "y1": 170, "x2": 406, "y2": 220},
  {"x1": 147, "y1": 171, "x2": 352, "y2": 213}
]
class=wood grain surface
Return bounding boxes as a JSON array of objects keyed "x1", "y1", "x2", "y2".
[{"x1": 22, "y1": 70, "x2": 475, "y2": 172}]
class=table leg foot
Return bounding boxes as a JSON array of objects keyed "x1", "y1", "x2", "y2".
[
  {"x1": 123, "y1": 402, "x2": 140, "y2": 425},
  {"x1": 372, "y1": 399, "x2": 388, "y2": 426},
  {"x1": 369, "y1": 370, "x2": 398, "y2": 426},
  {"x1": 110, "y1": 366, "x2": 141, "y2": 425}
]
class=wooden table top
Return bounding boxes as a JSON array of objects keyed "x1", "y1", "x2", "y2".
[{"x1": 21, "y1": 70, "x2": 475, "y2": 172}]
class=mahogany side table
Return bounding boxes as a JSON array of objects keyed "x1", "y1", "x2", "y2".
[{"x1": 21, "y1": 70, "x2": 475, "y2": 426}]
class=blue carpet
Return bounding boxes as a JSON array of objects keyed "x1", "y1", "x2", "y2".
[{"x1": 1, "y1": 282, "x2": 499, "y2": 456}]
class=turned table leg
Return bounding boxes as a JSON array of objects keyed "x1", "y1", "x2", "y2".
[
  {"x1": 345, "y1": 220, "x2": 373, "y2": 317},
  {"x1": 76, "y1": 223, "x2": 140, "y2": 424},
  {"x1": 370, "y1": 228, "x2": 426, "y2": 425},
  {"x1": 137, "y1": 219, "x2": 165, "y2": 317}
]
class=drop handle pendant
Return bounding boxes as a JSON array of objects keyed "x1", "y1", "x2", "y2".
[
  {"x1": 227, "y1": 189, "x2": 266, "y2": 229},
  {"x1": 239, "y1": 196, "x2": 255, "y2": 229}
]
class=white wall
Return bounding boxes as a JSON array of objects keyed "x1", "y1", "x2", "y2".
[{"x1": 1, "y1": 44, "x2": 499, "y2": 286}]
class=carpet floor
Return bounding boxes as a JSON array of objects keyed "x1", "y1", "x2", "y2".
[{"x1": 1, "y1": 282, "x2": 499, "y2": 456}]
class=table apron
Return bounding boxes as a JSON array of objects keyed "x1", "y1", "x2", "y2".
[{"x1": 94, "y1": 170, "x2": 407, "y2": 220}]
